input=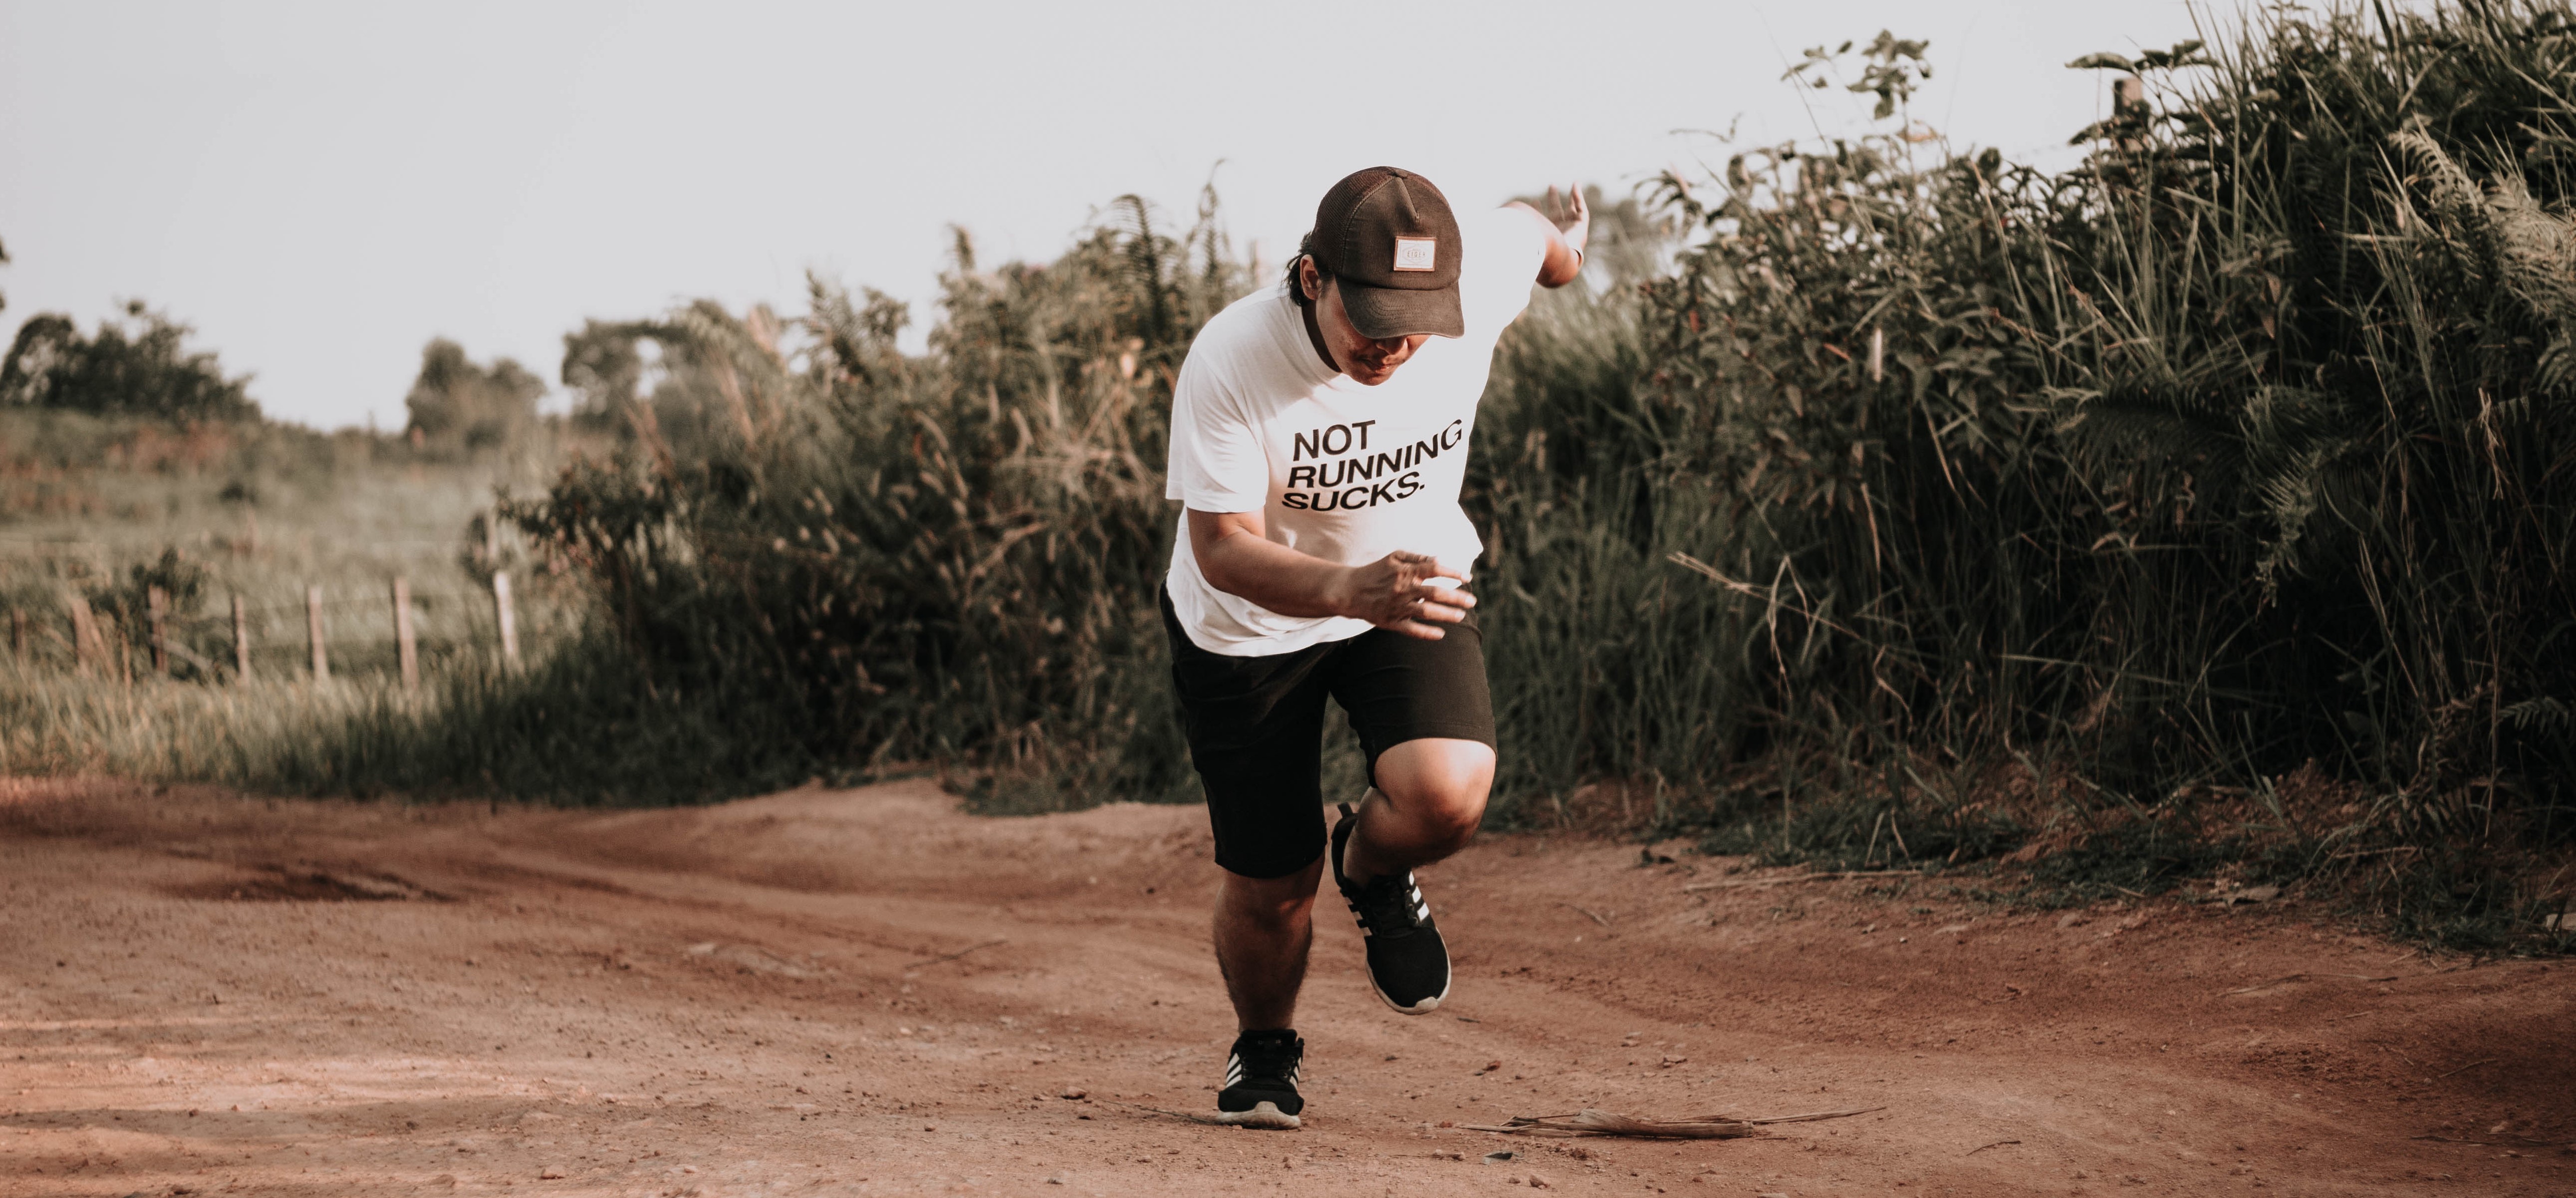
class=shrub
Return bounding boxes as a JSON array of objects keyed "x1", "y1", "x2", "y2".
[
  {"x1": 504, "y1": 191, "x2": 1248, "y2": 806},
  {"x1": 1622, "y1": 1, "x2": 2574, "y2": 937},
  {"x1": 0, "y1": 301, "x2": 258, "y2": 422},
  {"x1": 404, "y1": 338, "x2": 545, "y2": 456}
]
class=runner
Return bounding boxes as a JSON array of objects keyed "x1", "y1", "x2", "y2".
[{"x1": 1161, "y1": 166, "x2": 1589, "y2": 1129}]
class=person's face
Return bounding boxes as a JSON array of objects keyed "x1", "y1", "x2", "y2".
[{"x1": 1301, "y1": 257, "x2": 1431, "y2": 387}]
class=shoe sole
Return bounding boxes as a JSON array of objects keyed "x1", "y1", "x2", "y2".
[
  {"x1": 1211, "y1": 1100, "x2": 1301, "y2": 1130},
  {"x1": 1369, "y1": 968, "x2": 1450, "y2": 1015}
]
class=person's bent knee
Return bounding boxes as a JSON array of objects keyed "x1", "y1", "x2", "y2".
[
  {"x1": 1415, "y1": 793, "x2": 1486, "y2": 854},
  {"x1": 1377, "y1": 741, "x2": 1494, "y2": 840}
]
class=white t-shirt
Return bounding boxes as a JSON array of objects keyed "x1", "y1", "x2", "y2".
[{"x1": 1164, "y1": 205, "x2": 1550, "y2": 656}]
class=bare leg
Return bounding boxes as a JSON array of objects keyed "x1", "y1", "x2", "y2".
[
  {"x1": 1340, "y1": 737, "x2": 1496, "y2": 885},
  {"x1": 1212, "y1": 856, "x2": 1324, "y2": 1031}
]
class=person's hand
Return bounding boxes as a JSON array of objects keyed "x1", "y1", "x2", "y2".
[
  {"x1": 1546, "y1": 182, "x2": 1591, "y2": 258},
  {"x1": 1335, "y1": 551, "x2": 1474, "y2": 640}
]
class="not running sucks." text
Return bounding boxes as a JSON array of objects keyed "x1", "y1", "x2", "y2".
[{"x1": 1281, "y1": 418, "x2": 1464, "y2": 511}]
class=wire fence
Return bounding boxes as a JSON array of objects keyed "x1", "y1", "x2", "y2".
[{"x1": 4, "y1": 570, "x2": 536, "y2": 688}]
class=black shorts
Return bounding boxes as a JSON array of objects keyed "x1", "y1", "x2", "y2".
[{"x1": 1161, "y1": 586, "x2": 1497, "y2": 879}]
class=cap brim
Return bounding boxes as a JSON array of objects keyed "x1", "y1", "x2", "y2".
[{"x1": 1337, "y1": 281, "x2": 1464, "y2": 340}]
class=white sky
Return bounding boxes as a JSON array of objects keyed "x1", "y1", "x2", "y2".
[{"x1": 0, "y1": 0, "x2": 2208, "y2": 430}]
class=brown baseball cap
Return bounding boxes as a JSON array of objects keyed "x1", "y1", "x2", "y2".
[{"x1": 1310, "y1": 167, "x2": 1464, "y2": 340}]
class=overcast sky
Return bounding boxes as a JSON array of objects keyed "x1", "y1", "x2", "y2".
[{"x1": 0, "y1": 0, "x2": 2209, "y2": 430}]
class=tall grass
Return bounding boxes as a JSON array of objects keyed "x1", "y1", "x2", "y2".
[
  {"x1": 0, "y1": 633, "x2": 820, "y2": 802},
  {"x1": 1620, "y1": 1, "x2": 2576, "y2": 946},
  {"x1": 1467, "y1": 207, "x2": 1760, "y2": 809}
]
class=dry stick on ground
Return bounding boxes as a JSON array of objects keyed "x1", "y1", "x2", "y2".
[
  {"x1": 2220, "y1": 972, "x2": 2399, "y2": 996},
  {"x1": 1462, "y1": 1106, "x2": 1885, "y2": 1140},
  {"x1": 904, "y1": 938, "x2": 1006, "y2": 970},
  {"x1": 1557, "y1": 901, "x2": 1612, "y2": 927},
  {"x1": 1967, "y1": 1139, "x2": 2022, "y2": 1155},
  {"x1": 2432, "y1": 1058, "x2": 2496, "y2": 1080},
  {"x1": 1733, "y1": 1107, "x2": 1887, "y2": 1125},
  {"x1": 1682, "y1": 870, "x2": 1914, "y2": 893}
]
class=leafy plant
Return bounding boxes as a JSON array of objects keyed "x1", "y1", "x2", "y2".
[
  {"x1": 0, "y1": 301, "x2": 258, "y2": 422},
  {"x1": 1632, "y1": 0, "x2": 2575, "y2": 943},
  {"x1": 503, "y1": 187, "x2": 1250, "y2": 804},
  {"x1": 404, "y1": 339, "x2": 546, "y2": 456}
]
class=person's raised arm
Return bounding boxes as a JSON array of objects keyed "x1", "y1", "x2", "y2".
[
  {"x1": 1504, "y1": 183, "x2": 1591, "y2": 289},
  {"x1": 1188, "y1": 508, "x2": 1474, "y2": 641}
]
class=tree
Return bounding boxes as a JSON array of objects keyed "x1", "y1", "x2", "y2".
[
  {"x1": 559, "y1": 318, "x2": 651, "y2": 435},
  {"x1": 403, "y1": 337, "x2": 544, "y2": 454},
  {"x1": 0, "y1": 300, "x2": 258, "y2": 421},
  {"x1": 558, "y1": 303, "x2": 814, "y2": 456}
]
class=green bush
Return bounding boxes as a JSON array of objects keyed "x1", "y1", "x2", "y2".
[
  {"x1": 495, "y1": 193, "x2": 1245, "y2": 807},
  {"x1": 404, "y1": 339, "x2": 545, "y2": 457},
  {"x1": 0, "y1": 301, "x2": 258, "y2": 422},
  {"x1": 1613, "y1": 1, "x2": 2574, "y2": 941}
]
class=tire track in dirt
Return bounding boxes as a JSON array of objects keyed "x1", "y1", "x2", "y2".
[{"x1": 2, "y1": 776, "x2": 2569, "y2": 1196}]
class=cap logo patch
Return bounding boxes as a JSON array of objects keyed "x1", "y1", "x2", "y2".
[{"x1": 1391, "y1": 237, "x2": 1438, "y2": 272}]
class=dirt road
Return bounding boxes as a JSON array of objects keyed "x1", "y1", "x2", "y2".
[{"x1": 2, "y1": 777, "x2": 2569, "y2": 1196}]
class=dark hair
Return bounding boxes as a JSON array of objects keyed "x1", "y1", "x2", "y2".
[{"x1": 1285, "y1": 232, "x2": 1333, "y2": 308}]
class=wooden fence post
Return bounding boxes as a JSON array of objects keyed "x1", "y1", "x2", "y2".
[
  {"x1": 147, "y1": 586, "x2": 170, "y2": 676},
  {"x1": 392, "y1": 576, "x2": 419, "y2": 690},
  {"x1": 232, "y1": 593, "x2": 252, "y2": 683},
  {"x1": 306, "y1": 585, "x2": 329, "y2": 682},
  {"x1": 493, "y1": 571, "x2": 520, "y2": 670},
  {"x1": 66, "y1": 591, "x2": 101, "y2": 679}
]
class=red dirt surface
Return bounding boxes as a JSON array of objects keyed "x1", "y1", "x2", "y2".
[{"x1": 2, "y1": 776, "x2": 2570, "y2": 1197}]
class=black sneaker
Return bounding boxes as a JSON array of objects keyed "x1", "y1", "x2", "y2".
[
  {"x1": 1214, "y1": 1029, "x2": 1304, "y2": 1129},
  {"x1": 1330, "y1": 802, "x2": 1452, "y2": 1014}
]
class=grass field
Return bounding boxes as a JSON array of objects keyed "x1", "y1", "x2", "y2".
[{"x1": 0, "y1": 407, "x2": 596, "y2": 782}]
